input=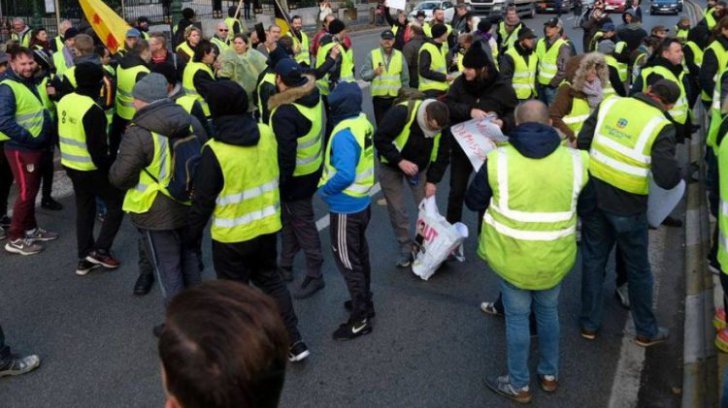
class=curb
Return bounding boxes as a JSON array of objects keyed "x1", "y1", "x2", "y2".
[{"x1": 682, "y1": 1, "x2": 720, "y2": 406}]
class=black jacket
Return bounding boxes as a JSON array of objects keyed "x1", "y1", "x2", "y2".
[
  {"x1": 384, "y1": 8, "x2": 407, "y2": 50},
  {"x1": 576, "y1": 93, "x2": 681, "y2": 215},
  {"x1": 699, "y1": 36, "x2": 728, "y2": 103},
  {"x1": 616, "y1": 23, "x2": 647, "y2": 53},
  {"x1": 268, "y1": 76, "x2": 323, "y2": 201},
  {"x1": 374, "y1": 101, "x2": 450, "y2": 183},
  {"x1": 151, "y1": 50, "x2": 186, "y2": 84},
  {"x1": 607, "y1": 65, "x2": 626, "y2": 97},
  {"x1": 74, "y1": 87, "x2": 112, "y2": 171},
  {"x1": 187, "y1": 112, "x2": 261, "y2": 242},
  {"x1": 418, "y1": 39, "x2": 448, "y2": 83},
  {"x1": 498, "y1": 42, "x2": 535, "y2": 93},
  {"x1": 445, "y1": 66, "x2": 518, "y2": 132}
]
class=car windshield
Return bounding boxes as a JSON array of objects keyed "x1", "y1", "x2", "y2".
[{"x1": 416, "y1": 2, "x2": 439, "y2": 10}]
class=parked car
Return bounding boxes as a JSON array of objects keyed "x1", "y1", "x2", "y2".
[
  {"x1": 465, "y1": 0, "x2": 538, "y2": 18},
  {"x1": 650, "y1": 0, "x2": 681, "y2": 14},
  {"x1": 536, "y1": 0, "x2": 573, "y2": 13},
  {"x1": 604, "y1": 0, "x2": 627, "y2": 12},
  {"x1": 408, "y1": 1, "x2": 455, "y2": 22}
]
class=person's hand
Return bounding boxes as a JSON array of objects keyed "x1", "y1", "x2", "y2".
[
  {"x1": 425, "y1": 182, "x2": 437, "y2": 198},
  {"x1": 329, "y1": 43, "x2": 341, "y2": 59},
  {"x1": 492, "y1": 118, "x2": 504, "y2": 128},
  {"x1": 471, "y1": 108, "x2": 488, "y2": 120},
  {"x1": 46, "y1": 86, "x2": 56, "y2": 97},
  {"x1": 374, "y1": 65, "x2": 384, "y2": 76},
  {"x1": 398, "y1": 159, "x2": 419, "y2": 177},
  {"x1": 446, "y1": 73, "x2": 457, "y2": 82}
]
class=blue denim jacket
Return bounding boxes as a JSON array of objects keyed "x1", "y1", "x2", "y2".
[{"x1": 0, "y1": 70, "x2": 52, "y2": 151}]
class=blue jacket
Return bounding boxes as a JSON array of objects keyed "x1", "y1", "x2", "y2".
[
  {"x1": 318, "y1": 82, "x2": 370, "y2": 214},
  {"x1": 0, "y1": 69, "x2": 52, "y2": 151}
]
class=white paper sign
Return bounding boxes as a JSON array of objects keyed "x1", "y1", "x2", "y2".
[
  {"x1": 450, "y1": 118, "x2": 507, "y2": 171},
  {"x1": 385, "y1": 0, "x2": 407, "y2": 11},
  {"x1": 45, "y1": 0, "x2": 55, "y2": 13},
  {"x1": 647, "y1": 175, "x2": 685, "y2": 228}
]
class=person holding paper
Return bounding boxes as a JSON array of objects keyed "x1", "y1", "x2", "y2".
[{"x1": 577, "y1": 79, "x2": 681, "y2": 346}]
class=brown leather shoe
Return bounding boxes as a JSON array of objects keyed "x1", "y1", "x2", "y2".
[{"x1": 539, "y1": 374, "x2": 558, "y2": 393}]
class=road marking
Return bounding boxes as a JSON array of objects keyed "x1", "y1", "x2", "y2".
[{"x1": 315, "y1": 182, "x2": 381, "y2": 231}]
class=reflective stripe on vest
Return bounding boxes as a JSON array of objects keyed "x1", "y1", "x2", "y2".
[
  {"x1": 640, "y1": 65, "x2": 688, "y2": 124},
  {"x1": 418, "y1": 42, "x2": 448, "y2": 92},
  {"x1": 716, "y1": 132, "x2": 728, "y2": 270},
  {"x1": 535, "y1": 38, "x2": 566, "y2": 85},
  {"x1": 708, "y1": 67, "x2": 728, "y2": 148},
  {"x1": 116, "y1": 64, "x2": 151, "y2": 120},
  {"x1": 0, "y1": 79, "x2": 46, "y2": 139},
  {"x1": 605, "y1": 54, "x2": 628, "y2": 83},
  {"x1": 702, "y1": 40, "x2": 728, "y2": 102},
  {"x1": 122, "y1": 132, "x2": 173, "y2": 213},
  {"x1": 505, "y1": 48, "x2": 537, "y2": 100},
  {"x1": 560, "y1": 85, "x2": 591, "y2": 135},
  {"x1": 175, "y1": 42, "x2": 195, "y2": 60},
  {"x1": 58, "y1": 93, "x2": 99, "y2": 171},
  {"x1": 479, "y1": 145, "x2": 588, "y2": 290},
  {"x1": 371, "y1": 48, "x2": 404, "y2": 97},
  {"x1": 208, "y1": 124, "x2": 282, "y2": 243},
  {"x1": 270, "y1": 99, "x2": 325, "y2": 176},
  {"x1": 183, "y1": 62, "x2": 214, "y2": 117},
  {"x1": 588, "y1": 97, "x2": 669, "y2": 195},
  {"x1": 319, "y1": 113, "x2": 375, "y2": 197}
]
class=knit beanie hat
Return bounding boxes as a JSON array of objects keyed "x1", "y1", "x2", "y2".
[
  {"x1": 597, "y1": 40, "x2": 616, "y2": 55},
  {"x1": 75, "y1": 62, "x2": 104, "y2": 89},
  {"x1": 132, "y1": 73, "x2": 169, "y2": 103},
  {"x1": 462, "y1": 44, "x2": 488, "y2": 69},
  {"x1": 201, "y1": 79, "x2": 248, "y2": 118},
  {"x1": 328, "y1": 19, "x2": 346, "y2": 35}
]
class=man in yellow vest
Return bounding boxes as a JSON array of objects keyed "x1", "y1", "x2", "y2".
[
  {"x1": 268, "y1": 59, "x2": 326, "y2": 299},
  {"x1": 109, "y1": 73, "x2": 207, "y2": 337},
  {"x1": 496, "y1": 5, "x2": 526, "y2": 53},
  {"x1": 50, "y1": 19, "x2": 72, "y2": 54},
  {"x1": 57, "y1": 63, "x2": 125, "y2": 275},
  {"x1": 185, "y1": 79, "x2": 310, "y2": 362},
  {"x1": 0, "y1": 47, "x2": 58, "y2": 255},
  {"x1": 577, "y1": 79, "x2": 681, "y2": 346},
  {"x1": 210, "y1": 22, "x2": 231, "y2": 54},
  {"x1": 10, "y1": 18, "x2": 31, "y2": 47},
  {"x1": 361, "y1": 30, "x2": 409, "y2": 125},
  {"x1": 288, "y1": 15, "x2": 311, "y2": 67},
  {"x1": 500, "y1": 28, "x2": 538, "y2": 102},
  {"x1": 698, "y1": 14, "x2": 728, "y2": 109},
  {"x1": 135, "y1": 17, "x2": 151, "y2": 40},
  {"x1": 112, "y1": 40, "x2": 151, "y2": 160},
  {"x1": 315, "y1": 19, "x2": 355, "y2": 99},
  {"x1": 318, "y1": 82, "x2": 376, "y2": 340},
  {"x1": 52, "y1": 27, "x2": 78, "y2": 81},
  {"x1": 467, "y1": 100, "x2": 589, "y2": 404},
  {"x1": 537, "y1": 18, "x2": 571, "y2": 104},
  {"x1": 418, "y1": 23, "x2": 452, "y2": 98}
]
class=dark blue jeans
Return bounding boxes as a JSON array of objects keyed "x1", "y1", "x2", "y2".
[{"x1": 580, "y1": 209, "x2": 659, "y2": 338}]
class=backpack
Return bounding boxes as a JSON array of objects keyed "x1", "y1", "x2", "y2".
[{"x1": 144, "y1": 128, "x2": 203, "y2": 203}]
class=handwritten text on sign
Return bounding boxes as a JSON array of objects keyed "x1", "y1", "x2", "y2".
[{"x1": 451, "y1": 118, "x2": 507, "y2": 171}]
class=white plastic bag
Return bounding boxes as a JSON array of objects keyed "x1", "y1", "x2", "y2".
[{"x1": 411, "y1": 197, "x2": 469, "y2": 281}]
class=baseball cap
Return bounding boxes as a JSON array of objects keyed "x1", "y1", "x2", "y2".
[
  {"x1": 381, "y1": 29, "x2": 395, "y2": 40},
  {"x1": 274, "y1": 58, "x2": 308, "y2": 87},
  {"x1": 599, "y1": 22, "x2": 616, "y2": 32},
  {"x1": 544, "y1": 17, "x2": 563, "y2": 29},
  {"x1": 126, "y1": 28, "x2": 141, "y2": 38},
  {"x1": 518, "y1": 27, "x2": 537, "y2": 41}
]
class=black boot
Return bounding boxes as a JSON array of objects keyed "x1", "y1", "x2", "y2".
[{"x1": 134, "y1": 273, "x2": 154, "y2": 296}]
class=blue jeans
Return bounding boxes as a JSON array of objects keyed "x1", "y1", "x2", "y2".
[
  {"x1": 500, "y1": 279, "x2": 561, "y2": 389},
  {"x1": 722, "y1": 367, "x2": 728, "y2": 408},
  {"x1": 539, "y1": 84, "x2": 557, "y2": 106},
  {"x1": 580, "y1": 209, "x2": 658, "y2": 338}
]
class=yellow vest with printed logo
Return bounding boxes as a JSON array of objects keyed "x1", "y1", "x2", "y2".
[
  {"x1": 479, "y1": 145, "x2": 589, "y2": 290},
  {"x1": 58, "y1": 93, "x2": 100, "y2": 171},
  {"x1": 207, "y1": 124, "x2": 282, "y2": 243},
  {"x1": 588, "y1": 97, "x2": 670, "y2": 195},
  {"x1": 536, "y1": 37, "x2": 566, "y2": 86},
  {"x1": 116, "y1": 64, "x2": 151, "y2": 120},
  {"x1": 504, "y1": 47, "x2": 537, "y2": 100},
  {"x1": 0, "y1": 79, "x2": 46, "y2": 142},
  {"x1": 183, "y1": 62, "x2": 214, "y2": 117},
  {"x1": 640, "y1": 65, "x2": 687, "y2": 125},
  {"x1": 370, "y1": 48, "x2": 404, "y2": 97},
  {"x1": 319, "y1": 113, "x2": 375, "y2": 198},
  {"x1": 270, "y1": 99, "x2": 325, "y2": 177},
  {"x1": 122, "y1": 132, "x2": 175, "y2": 213},
  {"x1": 418, "y1": 42, "x2": 448, "y2": 92}
]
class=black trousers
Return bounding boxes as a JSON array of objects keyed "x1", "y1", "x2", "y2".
[
  {"x1": 330, "y1": 207, "x2": 373, "y2": 321},
  {"x1": 66, "y1": 168, "x2": 125, "y2": 259},
  {"x1": 0, "y1": 141, "x2": 12, "y2": 216},
  {"x1": 41, "y1": 147, "x2": 54, "y2": 200},
  {"x1": 372, "y1": 97, "x2": 394, "y2": 127},
  {"x1": 0, "y1": 323, "x2": 8, "y2": 365},
  {"x1": 109, "y1": 115, "x2": 129, "y2": 161},
  {"x1": 446, "y1": 143, "x2": 474, "y2": 224},
  {"x1": 212, "y1": 233, "x2": 302, "y2": 344}
]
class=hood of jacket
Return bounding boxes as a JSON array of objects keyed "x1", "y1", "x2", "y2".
[
  {"x1": 119, "y1": 53, "x2": 148, "y2": 70},
  {"x1": 508, "y1": 122, "x2": 561, "y2": 159},
  {"x1": 212, "y1": 114, "x2": 261, "y2": 147},
  {"x1": 132, "y1": 99, "x2": 193, "y2": 139},
  {"x1": 566, "y1": 52, "x2": 609, "y2": 92},
  {"x1": 328, "y1": 81, "x2": 362, "y2": 125},
  {"x1": 267, "y1": 74, "x2": 319, "y2": 111}
]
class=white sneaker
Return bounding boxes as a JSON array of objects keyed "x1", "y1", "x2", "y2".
[{"x1": 5, "y1": 238, "x2": 43, "y2": 255}]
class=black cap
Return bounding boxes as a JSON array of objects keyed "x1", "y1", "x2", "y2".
[
  {"x1": 275, "y1": 58, "x2": 308, "y2": 87},
  {"x1": 518, "y1": 27, "x2": 536, "y2": 41},
  {"x1": 650, "y1": 79, "x2": 681, "y2": 105},
  {"x1": 544, "y1": 17, "x2": 563, "y2": 29},
  {"x1": 64, "y1": 27, "x2": 79, "y2": 40},
  {"x1": 381, "y1": 29, "x2": 395, "y2": 39},
  {"x1": 463, "y1": 44, "x2": 489, "y2": 69}
]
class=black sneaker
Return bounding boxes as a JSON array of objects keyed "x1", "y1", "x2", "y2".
[
  {"x1": 76, "y1": 259, "x2": 101, "y2": 276},
  {"x1": 343, "y1": 300, "x2": 376, "y2": 318},
  {"x1": 278, "y1": 266, "x2": 293, "y2": 282},
  {"x1": 292, "y1": 277, "x2": 325, "y2": 299},
  {"x1": 134, "y1": 273, "x2": 154, "y2": 296},
  {"x1": 288, "y1": 340, "x2": 310, "y2": 362},
  {"x1": 153, "y1": 323, "x2": 165, "y2": 338},
  {"x1": 332, "y1": 317, "x2": 372, "y2": 341},
  {"x1": 0, "y1": 215, "x2": 10, "y2": 229},
  {"x1": 86, "y1": 249, "x2": 121, "y2": 269},
  {"x1": 40, "y1": 198, "x2": 63, "y2": 211},
  {"x1": 0, "y1": 354, "x2": 41, "y2": 378}
]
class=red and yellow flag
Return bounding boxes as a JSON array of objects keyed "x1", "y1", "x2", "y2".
[
  {"x1": 79, "y1": 0, "x2": 132, "y2": 54},
  {"x1": 274, "y1": 0, "x2": 292, "y2": 36}
]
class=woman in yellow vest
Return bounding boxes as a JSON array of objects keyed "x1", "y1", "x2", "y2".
[
  {"x1": 219, "y1": 33, "x2": 267, "y2": 114},
  {"x1": 550, "y1": 53, "x2": 610, "y2": 145},
  {"x1": 175, "y1": 26, "x2": 201, "y2": 64},
  {"x1": 182, "y1": 40, "x2": 218, "y2": 118}
]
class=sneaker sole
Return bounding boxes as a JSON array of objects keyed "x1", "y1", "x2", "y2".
[
  {"x1": 0, "y1": 358, "x2": 40, "y2": 377},
  {"x1": 580, "y1": 331, "x2": 597, "y2": 341},
  {"x1": 76, "y1": 264, "x2": 102, "y2": 276},
  {"x1": 396, "y1": 262, "x2": 411, "y2": 268},
  {"x1": 333, "y1": 327, "x2": 373, "y2": 341},
  {"x1": 480, "y1": 303, "x2": 503, "y2": 316},
  {"x1": 85, "y1": 256, "x2": 120, "y2": 269},
  {"x1": 288, "y1": 350, "x2": 310, "y2": 362},
  {"x1": 4, "y1": 243, "x2": 42, "y2": 256},
  {"x1": 635, "y1": 337, "x2": 667, "y2": 347},
  {"x1": 483, "y1": 378, "x2": 532, "y2": 404}
]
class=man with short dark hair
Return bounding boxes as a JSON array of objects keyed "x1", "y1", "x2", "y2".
[
  {"x1": 159, "y1": 281, "x2": 289, "y2": 408},
  {"x1": 288, "y1": 15, "x2": 311, "y2": 66}
]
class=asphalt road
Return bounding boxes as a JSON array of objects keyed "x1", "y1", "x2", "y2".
[{"x1": 0, "y1": 8, "x2": 687, "y2": 407}]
